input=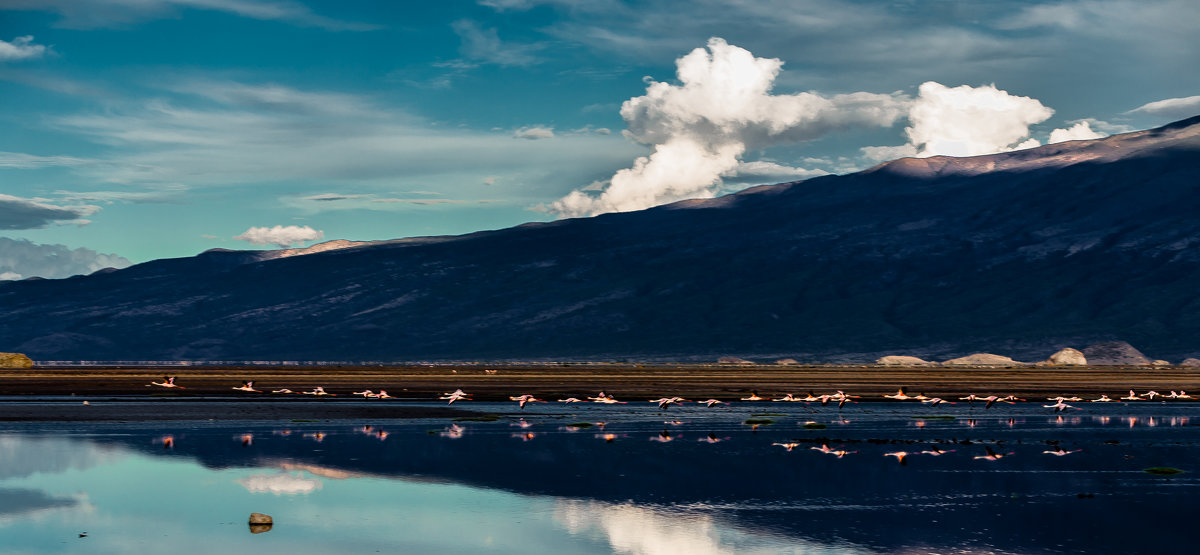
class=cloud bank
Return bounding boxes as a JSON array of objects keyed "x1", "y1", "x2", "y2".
[
  {"x1": 234, "y1": 225, "x2": 324, "y2": 248},
  {"x1": 0, "y1": 35, "x2": 46, "y2": 61},
  {"x1": 1128, "y1": 95, "x2": 1200, "y2": 120},
  {"x1": 1048, "y1": 120, "x2": 1104, "y2": 144},
  {"x1": 549, "y1": 37, "x2": 906, "y2": 217},
  {"x1": 0, "y1": 194, "x2": 98, "y2": 229},
  {"x1": 0, "y1": 237, "x2": 131, "y2": 280}
]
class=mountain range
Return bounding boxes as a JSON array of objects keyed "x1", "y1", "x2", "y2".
[{"x1": 3, "y1": 116, "x2": 1200, "y2": 363}]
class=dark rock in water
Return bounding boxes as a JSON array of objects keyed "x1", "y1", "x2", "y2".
[
  {"x1": 248, "y1": 513, "x2": 273, "y2": 534},
  {"x1": 1082, "y1": 342, "x2": 1151, "y2": 366}
]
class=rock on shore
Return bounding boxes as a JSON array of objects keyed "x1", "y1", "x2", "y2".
[
  {"x1": 1082, "y1": 341, "x2": 1151, "y2": 366},
  {"x1": 942, "y1": 353, "x2": 1025, "y2": 367},
  {"x1": 1039, "y1": 347, "x2": 1087, "y2": 366},
  {"x1": 876, "y1": 355, "x2": 935, "y2": 366},
  {"x1": 1181, "y1": 358, "x2": 1200, "y2": 367},
  {"x1": 0, "y1": 352, "x2": 33, "y2": 368}
]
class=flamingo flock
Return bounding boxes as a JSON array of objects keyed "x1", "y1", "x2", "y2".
[{"x1": 146, "y1": 377, "x2": 1194, "y2": 418}]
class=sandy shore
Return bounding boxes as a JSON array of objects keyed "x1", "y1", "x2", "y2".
[{"x1": 2, "y1": 364, "x2": 1198, "y2": 410}]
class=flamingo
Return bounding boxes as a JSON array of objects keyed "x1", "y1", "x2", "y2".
[
  {"x1": 375, "y1": 390, "x2": 393, "y2": 399},
  {"x1": 884, "y1": 451, "x2": 912, "y2": 465},
  {"x1": 922, "y1": 397, "x2": 954, "y2": 406},
  {"x1": 510, "y1": 394, "x2": 543, "y2": 409},
  {"x1": 740, "y1": 391, "x2": 765, "y2": 401},
  {"x1": 773, "y1": 442, "x2": 801, "y2": 452},
  {"x1": 232, "y1": 381, "x2": 257, "y2": 393},
  {"x1": 150, "y1": 376, "x2": 184, "y2": 389},
  {"x1": 352, "y1": 389, "x2": 375, "y2": 397},
  {"x1": 271, "y1": 388, "x2": 294, "y2": 394},
  {"x1": 920, "y1": 447, "x2": 955, "y2": 456},
  {"x1": 558, "y1": 397, "x2": 583, "y2": 403},
  {"x1": 698, "y1": 433, "x2": 726, "y2": 444},
  {"x1": 981, "y1": 395, "x2": 1013, "y2": 409},
  {"x1": 1091, "y1": 394, "x2": 1114, "y2": 402},
  {"x1": 440, "y1": 389, "x2": 471, "y2": 404},
  {"x1": 652, "y1": 397, "x2": 687, "y2": 410},
  {"x1": 1044, "y1": 400, "x2": 1075, "y2": 413},
  {"x1": 773, "y1": 393, "x2": 798, "y2": 402},
  {"x1": 1141, "y1": 390, "x2": 1160, "y2": 400},
  {"x1": 884, "y1": 388, "x2": 913, "y2": 400},
  {"x1": 1120, "y1": 390, "x2": 1141, "y2": 401},
  {"x1": 958, "y1": 394, "x2": 981, "y2": 404},
  {"x1": 1043, "y1": 446, "x2": 1082, "y2": 456},
  {"x1": 439, "y1": 424, "x2": 465, "y2": 439},
  {"x1": 700, "y1": 399, "x2": 727, "y2": 407},
  {"x1": 302, "y1": 386, "x2": 333, "y2": 396}
]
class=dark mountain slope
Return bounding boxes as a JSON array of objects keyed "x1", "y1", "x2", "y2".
[{"x1": 3, "y1": 116, "x2": 1200, "y2": 362}]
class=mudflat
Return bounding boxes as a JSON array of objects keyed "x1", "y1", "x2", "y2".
[{"x1": 2, "y1": 364, "x2": 1198, "y2": 406}]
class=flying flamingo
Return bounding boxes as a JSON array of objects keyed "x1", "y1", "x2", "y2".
[
  {"x1": 884, "y1": 388, "x2": 914, "y2": 400},
  {"x1": 1043, "y1": 446, "x2": 1082, "y2": 456},
  {"x1": 510, "y1": 394, "x2": 543, "y2": 409},
  {"x1": 1044, "y1": 400, "x2": 1075, "y2": 413},
  {"x1": 232, "y1": 381, "x2": 257, "y2": 392},
  {"x1": 773, "y1": 442, "x2": 801, "y2": 452},
  {"x1": 150, "y1": 376, "x2": 184, "y2": 389},
  {"x1": 740, "y1": 391, "x2": 765, "y2": 401},
  {"x1": 700, "y1": 399, "x2": 727, "y2": 407}
]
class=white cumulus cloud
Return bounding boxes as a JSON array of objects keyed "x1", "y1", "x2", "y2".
[
  {"x1": 861, "y1": 81, "x2": 1054, "y2": 161},
  {"x1": 548, "y1": 37, "x2": 906, "y2": 218},
  {"x1": 1048, "y1": 120, "x2": 1105, "y2": 144},
  {"x1": 0, "y1": 36, "x2": 47, "y2": 61},
  {"x1": 233, "y1": 225, "x2": 324, "y2": 248},
  {"x1": 905, "y1": 82, "x2": 1054, "y2": 157}
]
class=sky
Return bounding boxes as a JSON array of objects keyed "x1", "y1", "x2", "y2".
[{"x1": 1, "y1": 0, "x2": 1198, "y2": 279}]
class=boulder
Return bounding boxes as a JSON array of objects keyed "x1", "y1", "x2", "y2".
[
  {"x1": 1152, "y1": 359, "x2": 1171, "y2": 366},
  {"x1": 0, "y1": 352, "x2": 33, "y2": 369},
  {"x1": 1180, "y1": 358, "x2": 1200, "y2": 367},
  {"x1": 941, "y1": 353, "x2": 1024, "y2": 367},
  {"x1": 717, "y1": 356, "x2": 755, "y2": 365},
  {"x1": 876, "y1": 355, "x2": 935, "y2": 366},
  {"x1": 1081, "y1": 341, "x2": 1151, "y2": 366},
  {"x1": 1040, "y1": 347, "x2": 1087, "y2": 366},
  {"x1": 774, "y1": 358, "x2": 799, "y2": 366},
  {"x1": 248, "y1": 512, "x2": 273, "y2": 534}
]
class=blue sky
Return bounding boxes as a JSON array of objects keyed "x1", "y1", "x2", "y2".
[{"x1": 1, "y1": 0, "x2": 1198, "y2": 278}]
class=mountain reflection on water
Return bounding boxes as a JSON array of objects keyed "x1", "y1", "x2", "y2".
[{"x1": 1, "y1": 402, "x2": 1198, "y2": 554}]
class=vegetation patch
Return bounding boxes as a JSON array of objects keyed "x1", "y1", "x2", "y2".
[
  {"x1": 1143, "y1": 467, "x2": 1185, "y2": 475},
  {"x1": 911, "y1": 415, "x2": 956, "y2": 420},
  {"x1": 454, "y1": 414, "x2": 500, "y2": 422},
  {"x1": 565, "y1": 422, "x2": 594, "y2": 429},
  {"x1": 802, "y1": 422, "x2": 827, "y2": 429},
  {"x1": 744, "y1": 418, "x2": 774, "y2": 425}
]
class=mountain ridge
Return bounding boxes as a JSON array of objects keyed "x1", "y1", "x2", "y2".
[{"x1": 3, "y1": 116, "x2": 1200, "y2": 362}]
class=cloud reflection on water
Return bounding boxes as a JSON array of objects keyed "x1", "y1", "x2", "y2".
[
  {"x1": 555, "y1": 499, "x2": 869, "y2": 555},
  {"x1": 236, "y1": 472, "x2": 322, "y2": 495}
]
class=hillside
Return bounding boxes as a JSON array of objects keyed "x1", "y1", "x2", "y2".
[{"x1": 3, "y1": 116, "x2": 1199, "y2": 362}]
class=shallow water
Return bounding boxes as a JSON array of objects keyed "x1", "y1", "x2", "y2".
[{"x1": 1, "y1": 401, "x2": 1198, "y2": 554}]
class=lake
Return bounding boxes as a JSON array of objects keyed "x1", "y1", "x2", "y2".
[{"x1": 1, "y1": 400, "x2": 1197, "y2": 553}]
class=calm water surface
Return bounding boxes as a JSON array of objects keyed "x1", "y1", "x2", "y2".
[{"x1": 1, "y1": 401, "x2": 1198, "y2": 554}]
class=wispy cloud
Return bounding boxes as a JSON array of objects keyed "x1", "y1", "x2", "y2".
[
  {"x1": 0, "y1": 151, "x2": 91, "y2": 169},
  {"x1": 42, "y1": 78, "x2": 640, "y2": 204},
  {"x1": 1128, "y1": 95, "x2": 1200, "y2": 120},
  {"x1": 0, "y1": 0, "x2": 381, "y2": 31},
  {"x1": 513, "y1": 125, "x2": 555, "y2": 140},
  {"x1": 451, "y1": 19, "x2": 542, "y2": 67},
  {"x1": 0, "y1": 35, "x2": 47, "y2": 61}
]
